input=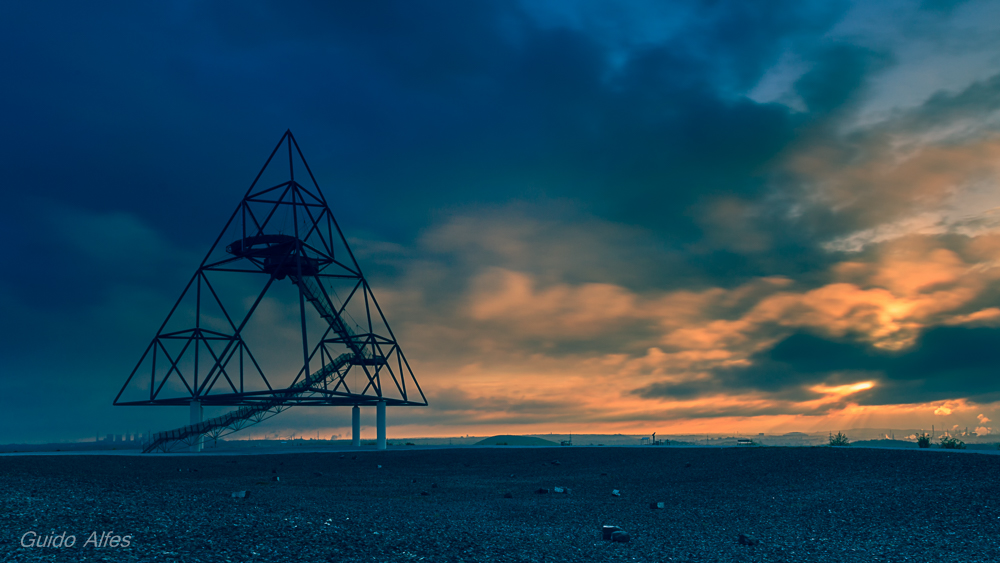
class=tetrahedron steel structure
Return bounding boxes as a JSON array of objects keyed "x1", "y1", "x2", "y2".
[{"x1": 115, "y1": 131, "x2": 426, "y2": 452}]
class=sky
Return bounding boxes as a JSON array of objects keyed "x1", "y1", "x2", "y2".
[{"x1": 3, "y1": 1, "x2": 1000, "y2": 443}]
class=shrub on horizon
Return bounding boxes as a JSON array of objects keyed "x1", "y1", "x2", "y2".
[
  {"x1": 939, "y1": 435, "x2": 966, "y2": 449},
  {"x1": 829, "y1": 432, "x2": 850, "y2": 446},
  {"x1": 917, "y1": 434, "x2": 931, "y2": 448}
]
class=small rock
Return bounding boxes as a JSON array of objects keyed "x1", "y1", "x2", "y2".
[
  {"x1": 738, "y1": 534, "x2": 759, "y2": 546},
  {"x1": 231, "y1": 490, "x2": 250, "y2": 499},
  {"x1": 536, "y1": 488, "x2": 550, "y2": 494},
  {"x1": 431, "y1": 483, "x2": 438, "y2": 488},
  {"x1": 313, "y1": 472, "x2": 324, "y2": 477},
  {"x1": 503, "y1": 492, "x2": 513, "y2": 499},
  {"x1": 420, "y1": 491, "x2": 429, "y2": 496},
  {"x1": 611, "y1": 489, "x2": 621, "y2": 497},
  {"x1": 351, "y1": 456, "x2": 357, "y2": 460},
  {"x1": 602, "y1": 526, "x2": 621, "y2": 540},
  {"x1": 339, "y1": 454, "x2": 345, "y2": 458},
  {"x1": 551, "y1": 460, "x2": 561, "y2": 465},
  {"x1": 553, "y1": 487, "x2": 571, "y2": 494},
  {"x1": 684, "y1": 462, "x2": 692, "y2": 468},
  {"x1": 272, "y1": 469, "x2": 277, "y2": 474},
  {"x1": 649, "y1": 502, "x2": 665, "y2": 509},
  {"x1": 272, "y1": 476, "x2": 280, "y2": 482},
  {"x1": 611, "y1": 531, "x2": 630, "y2": 543},
  {"x1": 600, "y1": 473, "x2": 608, "y2": 477}
]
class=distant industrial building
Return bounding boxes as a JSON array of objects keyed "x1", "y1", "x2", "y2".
[{"x1": 98, "y1": 433, "x2": 144, "y2": 444}]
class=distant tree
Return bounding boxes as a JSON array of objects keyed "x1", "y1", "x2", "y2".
[
  {"x1": 829, "y1": 431, "x2": 850, "y2": 446},
  {"x1": 917, "y1": 433, "x2": 931, "y2": 448},
  {"x1": 939, "y1": 435, "x2": 966, "y2": 449}
]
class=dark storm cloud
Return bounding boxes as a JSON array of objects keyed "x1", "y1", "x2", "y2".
[
  {"x1": 0, "y1": 1, "x2": 851, "y2": 300},
  {"x1": 630, "y1": 331, "x2": 866, "y2": 400},
  {"x1": 360, "y1": 0, "x2": 860, "y2": 289},
  {"x1": 866, "y1": 327, "x2": 1000, "y2": 405},
  {"x1": 0, "y1": 0, "x2": 857, "y2": 324},
  {"x1": 634, "y1": 326, "x2": 1000, "y2": 405},
  {"x1": 794, "y1": 44, "x2": 890, "y2": 115}
]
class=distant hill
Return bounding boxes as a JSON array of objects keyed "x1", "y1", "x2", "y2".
[
  {"x1": 852, "y1": 438, "x2": 1000, "y2": 450},
  {"x1": 851, "y1": 439, "x2": 917, "y2": 448},
  {"x1": 476, "y1": 435, "x2": 560, "y2": 446}
]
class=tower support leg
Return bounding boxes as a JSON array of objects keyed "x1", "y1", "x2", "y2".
[
  {"x1": 352, "y1": 405, "x2": 361, "y2": 447},
  {"x1": 377, "y1": 401, "x2": 386, "y2": 450},
  {"x1": 189, "y1": 400, "x2": 203, "y2": 453}
]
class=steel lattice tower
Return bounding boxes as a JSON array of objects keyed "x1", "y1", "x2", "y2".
[{"x1": 115, "y1": 131, "x2": 426, "y2": 452}]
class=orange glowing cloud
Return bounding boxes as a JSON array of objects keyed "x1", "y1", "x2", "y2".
[
  {"x1": 810, "y1": 381, "x2": 875, "y2": 397},
  {"x1": 466, "y1": 268, "x2": 641, "y2": 338},
  {"x1": 365, "y1": 175, "x2": 1000, "y2": 436},
  {"x1": 375, "y1": 228, "x2": 1000, "y2": 434}
]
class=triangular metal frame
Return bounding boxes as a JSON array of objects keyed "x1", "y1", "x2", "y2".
[{"x1": 115, "y1": 131, "x2": 427, "y2": 414}]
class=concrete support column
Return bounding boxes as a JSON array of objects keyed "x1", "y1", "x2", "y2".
[
  {"x1": 352, "y1": 405, "x2": 361, "y2": 447},
  {"x1": 189, "y1": 400, "x2": 203, "y2": 453},
  {"x1": 376, "y1": 400, "x2": 386, "y2": 450}
]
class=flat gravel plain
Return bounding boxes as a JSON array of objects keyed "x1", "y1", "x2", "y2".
[{"x1": 1, "y1": 446, "x2": 998, "y2": 562}]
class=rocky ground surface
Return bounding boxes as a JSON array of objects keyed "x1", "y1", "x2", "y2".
[{"x1": 1, "y1": 446, "x2": 998, "y2": 562}]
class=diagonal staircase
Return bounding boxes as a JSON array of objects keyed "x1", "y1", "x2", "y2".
[
  {"x1": 291, "y1": 275, "x2": 370, "y2": 359},
  {"x1": 142, "y1": 272, "x2": 378, "y2": 453},
  {"x1": 141, "y1": 352, "x2": 354, "y2": 453}
]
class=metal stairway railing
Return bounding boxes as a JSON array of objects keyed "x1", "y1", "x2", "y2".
[
  {"x1": 292, "y1": 275, "x2": 371, "y2": 359},
  {"x1": 142, "y1": 272, "x2": 376, "y2": 453},
  {"x1": 141, "y1": 352, "x2": 353, "y2": 453}
]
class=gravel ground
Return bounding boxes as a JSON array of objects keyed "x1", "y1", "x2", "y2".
[{"x1": 1, "y1": 446, "x2": 998, "y2": 562}]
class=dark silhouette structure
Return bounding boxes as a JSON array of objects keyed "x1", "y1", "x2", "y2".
[{"x1": 115, "y1": 131, "x2": 426, "y2": 452}]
